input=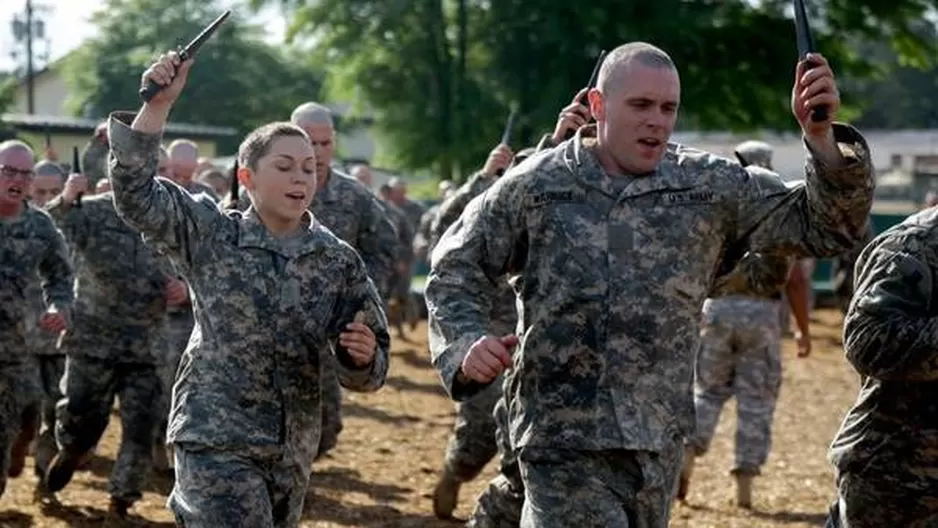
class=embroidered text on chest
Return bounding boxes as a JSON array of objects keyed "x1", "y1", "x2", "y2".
[
  {"x1": 527, "y1": 191, "x2": 582, "y2": 207},
  {"x1": 664, "y1": 190, "x2": 715, "y2": 204}
]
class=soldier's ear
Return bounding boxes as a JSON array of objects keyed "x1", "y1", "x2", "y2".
[
  {"x1": 588, "y1": 88, "x2": 604, "y2": 121},
  {"x1": 238, "y1": 166, "x2": 255, "y2": 190}
]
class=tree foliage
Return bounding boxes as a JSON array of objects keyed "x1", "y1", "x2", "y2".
[
  {"x1": 841, "y1": 21, "x2": 938, "y2": 129},
  {"x1": 62, "y1": 0, "x2": 325, "y2": 153},
  {"x1": 228, "y1": 1, "x2": 938, "y2": 178},
  {"x1": 0, "y1": 75, "x2": 17, "y2": 115}
]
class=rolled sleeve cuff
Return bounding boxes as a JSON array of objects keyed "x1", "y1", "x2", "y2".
[
  {"x1": 107, "y1": 111, "x2": 163, "y2": 172},
  {"x1": 804, "y1": 123, "x2": 873, "y2": 191}
]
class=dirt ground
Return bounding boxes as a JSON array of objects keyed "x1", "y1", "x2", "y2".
[{"x1": 0, "y1": 309, "x2": 857, "y2": 528}]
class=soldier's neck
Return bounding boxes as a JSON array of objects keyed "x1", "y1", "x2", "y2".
[
  {"x1": 0, "y1": 200, "x2": 25, "y2": 219},
  {"x1": 316, "y1": 169, "x2": 332, "y2": 193},
  {"x1": 257, "y1": 208, "x2": 304, "y2": 238}
]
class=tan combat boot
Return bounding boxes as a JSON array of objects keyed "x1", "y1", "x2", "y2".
[
  {"x1": 676, "y1": 445, "x2": 696, "y2": 500},
  {"x1": 432, "y1": 469, "x2": 462, "y2": 519},
  {"x1": 736, "y1": 473, "x2": 754, "y2": 509}
]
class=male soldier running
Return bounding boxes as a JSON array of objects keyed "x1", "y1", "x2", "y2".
[
  {"x1": 24, "y1": 160, "x2": 69, "y2": 484},
  {"x1": 43, "y1": 169, "x2": 183, "y2": 517},
  {"x1": 0, "y1": 140, "x2": 72, "y2": 497},
  {"x1": 426, "y1": 42, "x2": 873, "y2": 525},
  {"x1": 826, "y1": 204, "x2": 938, "y2": 527},
  {"x1": 290, "y1": 102, "x2": 398, "y2": 461}
]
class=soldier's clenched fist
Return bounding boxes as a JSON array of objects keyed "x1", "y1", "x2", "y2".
[{"x1": 460, "y1": 334, "x2": 519, "y2": 383}]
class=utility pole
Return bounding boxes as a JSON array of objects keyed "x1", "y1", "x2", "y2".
[
  {"x1": 26, "y1": 0, "x2": 34, "y2": 113},
  {"x1": 10, "y1": 0, "x2": 50, "y2": 115}
]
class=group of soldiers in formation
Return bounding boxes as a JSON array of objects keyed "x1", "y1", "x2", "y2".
[{"x1": 0, "y1": 38, "x2": 929, "y2": 528}]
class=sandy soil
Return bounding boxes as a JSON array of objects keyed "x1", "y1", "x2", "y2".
[{"x1": 0, "y1": 309, "x2": 857, "y2": 527}]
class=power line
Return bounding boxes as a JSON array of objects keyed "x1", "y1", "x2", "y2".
[{"x1": 9, "y1": 0, "x2": 52, "y2": 114}]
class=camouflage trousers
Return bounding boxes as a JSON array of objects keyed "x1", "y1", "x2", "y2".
[
  {"x1": 442, "y1": 376, "x2": 500, "y2": 481},
  {"x1": 688, "y1": 297, "x2": 782, "y2": 474},
  {"x1": 169, "y1": 444, "x2": 310, "y2": 528},
  {"x1": 516, "y1": 436, "x2": 684, "y2": 527},
  {"x1": 156, "y1": 311, "x2": 193, "y2": 446},
  {"x1": 467, "y1": 395, "x2": 523, "y2": 528},
  {"x1": 31, "y1": 354, "x2": 65, "y2": 477},
  {"x1": 316, "y1": 352, "x2": 342, "y2": 460},
  {"x1": 387, "y1": 267, "x2": 416, "y2": 327},
  {"x1": 391, "y1": 265, "x2": 413, "y2": 302},
  {"x1": 825, "y1": 459, "x2": 938, "y2": 527},
  {"x1": 466, "y1": 308, "x2": 523, "y2": 527},
  {"x1": 56, "y1": 356, "x2": 161, "y2": 501},
  {"x1": 0, "y1": 362, "x2": 40, "y2": 487},
  {"x1": 778, "y1": 293, "x2": 791, "y2": 335}
]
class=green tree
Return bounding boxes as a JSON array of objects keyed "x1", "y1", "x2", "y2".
[
  {"x1": 840, "y1": 22, "x2": 938, "y2": 129},
  {"x1": 0, "y1": 75, "x2": 18, "y2": 141},
  {"x1": 62, "y1": 0, "x2": 325, "y2": 153},
  {"x1": 0, "y1": 76, "x2": 16, "y2": 115},
  {"x1": 255, "y1": 0, "x2": 501, "y2": 181},
  {"x1": 257, "y1": 0, "x2": 938, "y2": 181}
]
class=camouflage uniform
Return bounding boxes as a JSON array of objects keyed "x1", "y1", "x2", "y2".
[
  {"x1": 310, "y1": 169, "x2": 397, "y2": 298},
  {"x1": 383, "y1": 200, "x2": 415, "y2": 300},
  {"x1": 428, "y1": 169, "x2": 522, "y2": 520},
  {"x1": 413, "y1": 203, "x2": 441, "y2": 266},
  {"x1": 80, "y1": 139, "x2": 110, "y2": 185},
  {"x1": 155, "y1": 179, "x2": 217, "y2": 457},
  {"x1": 182, "y1": 179, "x2": 220, "y2": 203},
  {"x1": 831, "y1": 221, "x2": 876, "y2": 315},
  {"x1": 733, "y1": 141, "x2": 795, "y2": 335},
  {"x1": 156, "y1": 304, "x2": 192, "y2": 452},
  {"x1": 683, "y1": 249, "x2": 794, "y2": 505},
  {"x1": 397, "y1": 198, "x2": 426, "y2": 239},
  {"x1": 468, "y1": 396, "x2": 523, "y2": 528},
  {"x1": 826, "y1": 206, "x2": 938, "y2": 528},
  {"x1": 426, "y1": 123, "x2": 873, "y2": 525},
  {"x1": 44, "y1": 192, "x2": 169, "y2": 503},
  {"x1": 388, "y1": 197, "x2": 424, "y2": 328},
  {"x1": 23, "y1": 278, "x2": 67, "y2": 479},
  {"x1": 308, "y1": 169, "x2": 397, "y2": 460},
  {"x1": 106, "y1": 111, "x2": 391, "y2": 527},
  {"x1": 381, "y1": 201, "x2": 415, "y2": 334},
  {"x1": 0, "y1": 204, "x2": 73, "y2": 493}
]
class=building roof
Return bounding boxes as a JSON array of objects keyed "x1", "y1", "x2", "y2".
[{"x1": 1, "y1": 113, "x2": 237, "y2": 139}]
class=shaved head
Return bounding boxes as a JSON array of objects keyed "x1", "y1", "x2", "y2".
[
  {"x1": 597, "y1": 42, "x2": 677, "y2": 96},
  {"x1": 169, "y1": 139, "x2": 199, "y2": 159},
  {"x1": 0, "y1": 140, "x2": 35, "y2": 211},
  {"x1": 387, "y1": 176, "x2": 406, "y2": 203},
  {"x1": 168, "y1": 139, "x2": 199, "y2": 183},
  {"x1": 0, "y1": 140, "x2": 35, "y2": 174},
  {"x1": 588, "y1": 41, "x2": 681, "y2": 176},
  {"x1": 0, "y1": 140, "x2": 34, "y2": 161},
  {"x1": 30, "y1": 160, "x2": 65, "y2": 206},
  {"x1": 158, "y1": 146, "x2": 173, "y2": 180},
  {"x1": 290, "y1": 102, "x2": 335, "y2": 128},
  {"x1": 198, "y1": 168, "x2": 230, "y2": 196},
  {"x1": 290, "y1": 102, "x2": 336, "y2": 185},
  {"x1": 34, "y1": 160, "x2": 64, "y2": 178},
  {"x1": 926, "y1": 191, "x2": 938, "y2": 208}
]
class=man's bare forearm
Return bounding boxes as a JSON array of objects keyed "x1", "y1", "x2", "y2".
[{"x1": 131, "y1": 103, "x2": 172, "y2": 135}]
